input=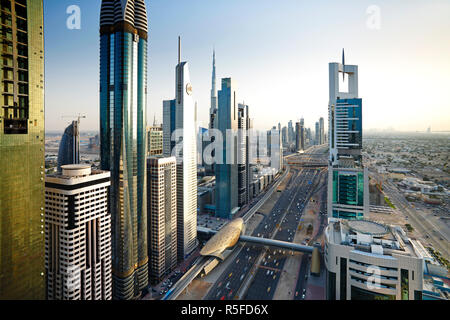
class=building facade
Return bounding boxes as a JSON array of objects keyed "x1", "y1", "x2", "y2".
[
  {"x1": 45, "y1": 165, "x2": 112, "y2": 300},
  {"x1": 57, "y1": 120, "x2": 80, "y2": 172},
  {"x1": 325, "y1": 218, "x2": 424, "y2": 300},
  {"x1": 237, "y1": 103, "x2": 250, "y2": 207},
  {"x1": 147, "y1": 157, "x2": 177, "y2": 284},
  {"x1": 0, "y1": 0, "x2": 45, "y2": 300},
  {"x1": 215, "y1": 78, "x2": 239, "y2": 219},
  {"x1": 147, "y1": 125, "x2": 163, "y2": 156},
  {"x1": 99, "y1": 0, "x2": 149, "y2": 299},
  {"x1": 327, "y1": 55, "x2": 369, "y2": 220},
  {"x1": 315, "y1": 121, "x2": 320, "y2": 145},
  {"x1": 162, "y1": 39, "x2": 198, "y2": 261},
  {"x1": 319, "y1": 117, "x2": 325, "y2": 145}
]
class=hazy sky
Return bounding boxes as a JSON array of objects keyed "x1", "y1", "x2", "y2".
[{"x1": 44, "y1": 0, "x2": 450, "y2": 132}]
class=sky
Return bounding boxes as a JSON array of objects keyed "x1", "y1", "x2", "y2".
[{"x1": 44, "y1": 0, "x2": 450, "y2": 132}]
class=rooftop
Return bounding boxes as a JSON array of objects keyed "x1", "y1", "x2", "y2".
[{"x1": 326, "y1": 217, "x2": 426, "y2": 259}]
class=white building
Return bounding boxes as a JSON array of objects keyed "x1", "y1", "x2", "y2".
[
  {"x1": 147, "y1": 157, "x2": 178, "y2": 283},
  {"x1": 163, "y1": 38, "x2": 198, "y2": 261},
  {"x1": 45, "y1": 165, "x2": 112, "y2": 300},
  {"x1": 325, "y1": 218, "x2": 424, "y2": 300}
]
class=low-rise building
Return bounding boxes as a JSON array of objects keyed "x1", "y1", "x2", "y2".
[{"x1": 325, "y1": 218, "x2": 425, "y2": 300}]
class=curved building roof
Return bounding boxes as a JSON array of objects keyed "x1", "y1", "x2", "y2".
[
  {"x1": 100, "y1": 0, "x2": 148, "y2": 33},
  {"x1": 345, "y1": 219, "x2": 389, "y2": 237},
  {"x1": 200, "y1": 218, "x2": 245, "y2": 260}
]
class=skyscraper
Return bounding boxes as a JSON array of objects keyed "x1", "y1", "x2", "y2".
[
  {"x1": 315, "y1": 121, "x2": 320, "y2": 145},
  {"x1": 282, "y1": 126, "x2": 288, "y2": 146},
  {"x1": 99, "y1": 0, "x2": 149, "y2": 299},
  {"x1": 163, "y1": 99, "x2": 176, "y2": 157},
  {"x1": 216, "y1": 78, "x2": 239, "y2": 219},
  {"x1": 57, "y1": 120, "x2": 80, "y2": 172},
  {"x1": 237, "y1": 103, "x2": 250, "y2": 207},
  {"x1": 319, "y1": 117, "x2": 325, "y2": 145},
  {"x1": 327, "y1": 52, "x2": 369, "y2": 220},
  {"x1": 288, "y1": 120, "x2": 294, "y2": 145},
  {"x1": 0, "y1": 0, "x2": 45, "y2": 300},
  {"x1": 147, "y1": 124, "x2": 163, "y2": 157},
  {"x1": 163, "y1": 38, "x2": 198, "y2": 261},
  {"x1": 209, "y1": 49, "x2": 217, "y2": 130},
  {"x1": 147, "y1": 157, "x2": 177, "y2": 284},
  {"x1": 45, "y1": 165, "x2": 112, "y2": 300},
  {"x1": 295, "y1": 122, "x2": 301, "y2": 152}
]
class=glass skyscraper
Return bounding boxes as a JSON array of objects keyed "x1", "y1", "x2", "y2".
[
  {"x1": 99, "y1": 0, "x2": 148, "y2": 300},
  {"x1": 216, "y1": 78, "x2": 239, "y2": 220},
  {"x1": 57, "y1": 120, "x2": 80, "y2": 172},
  {"x1": 327, "y1": 54, "x2": 369, "y2": 220},
  {"x1": 0, "y1": 0, "x2": 45, "y2": 299}
]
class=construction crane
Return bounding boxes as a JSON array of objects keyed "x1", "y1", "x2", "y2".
[{"x1": 61, "y1": 114, "x2": 86, "y2": 124}]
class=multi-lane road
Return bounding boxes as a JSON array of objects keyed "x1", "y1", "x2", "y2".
[
  {"x1": 204, "y1": 147, "x2": 328, "y2": 300},
  {"x1": 371, "y1": 171, "x2": 449, "y2": 259}
]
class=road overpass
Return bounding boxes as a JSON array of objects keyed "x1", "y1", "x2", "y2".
[{"x1": 164, "y1": 220, "x2": 320, "y2": 300}]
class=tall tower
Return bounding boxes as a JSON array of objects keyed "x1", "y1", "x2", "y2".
[
  {"x1": 237, "y1": 104, "x2": 250, "y2": 207},
  {"x1": 147, "y1": 157, "x2": 177, "y2": 284},
  {"x1": 99, "y1": 0, "x2": 149, "y2": 299},
  {"x1": 45, "y1": 165, "x2": 112, "y2": 300},
  {"x1": 319, "y1": 117, "x2": 325, "y2": 145},
  {"x1": 209, "y1": 49, "x2": 217, "y2": 129},
  {"x1": 327, "y1": 51, "x2": 369, "y2": 220},
  {"x1": 0, "y1": 0, "x2": 45, "y2": 300},
  {"x1": 216, "y1": 78, "x2": 239, "y2": 219},
  {"x1": 315, "y1": 121, "x2": 320, "y2": 145},
  {"x1": 164, "y1": 37, "x2": 198, "y2": 261},
  {"x1": 57, "y1": 120, "x2": 80, "y2": 172}
]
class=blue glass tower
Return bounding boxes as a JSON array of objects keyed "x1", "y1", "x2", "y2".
[
  {"x1": 216, "y1": 78, "x2": 239, "y2": 219},
  {"x1": 57, "y1": 121, "x2": 80, "y2": 172},
  {"x1": 99, "y1": 0, "x2": 148, "y2": 300}
]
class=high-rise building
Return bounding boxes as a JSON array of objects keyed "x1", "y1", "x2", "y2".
[
  {"x1": 315, "y1": 121, "x2": 320, "y2": 145},
  {"x1": 209, "y1": 50, "x2": 217, "y2": 130},
  {"x1": 147, "y1": 157, "x2": 177, "y2": 284},
  {"x1": 327, "y1": 52, "x2": 369, "y2": 220},
  {"x1": 282, "y1": 126, "x2": 288, "y2": 146},
  {"x1": 57, "y1": 120, "x2": 80, "y2": 172},
  {"x1": 0, "y1": 0, "x2": 45, "y2": 300},
  {"x1": 319, "y1": 117, "x2": 325, "y2": 145},
  {"x1": 237, "y1": 103, "x2": 250, "y2": 207},
  {"x1": 216, "y1": 78, "x2": 239, "y2": 219},
  {"x1": 163, "y1": 37, "x2": 198, "y2": 261},
  {"x1": 147, "y1": 125, "x2": 163, "y2": 156},
  {"x1": 163, "y1": 99, "x2": 176, "y2": 157},
  {"x1": 325, "y1": 218, "x2": 424, "y2": 300},
  {"x1": 295, "y1": 122, "x2": 301, "y2": 152},
  {"x1": 288, "y1": 120, "x2": 294, "y2": 145},
  {"x1": 99, "y1": 0, "x2": 149, "y2": 299},
  {"x1": 45, "y1": 165, "x2": 112, "y2": 300}
]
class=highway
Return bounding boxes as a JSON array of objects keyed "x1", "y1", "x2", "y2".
[
  {"x1": 204, "y1": 146, "x2": 328, "y2": 300},
  {"x1": 243, "y1": 168, "x2": 326, "y2": 300}
]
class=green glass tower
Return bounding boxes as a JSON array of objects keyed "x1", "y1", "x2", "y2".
[{"x1": 0, "y1": 0, "x2": 45, "y2": 299}]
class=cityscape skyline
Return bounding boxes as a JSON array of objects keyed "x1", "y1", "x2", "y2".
[
  {"x1": 1, "y1": 0, "x2": 449, "y2": 305},
  {"x1": 44, "y1": 0, "x2": 450, "y2": 133}
]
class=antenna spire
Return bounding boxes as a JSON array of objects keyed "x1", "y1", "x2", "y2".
[
  {"x1": 178, "y1": 36, "x2": 181, "y2": 65},
  {"x1": 342, "y1": 48, "x2": 345, "y2": 82}
]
